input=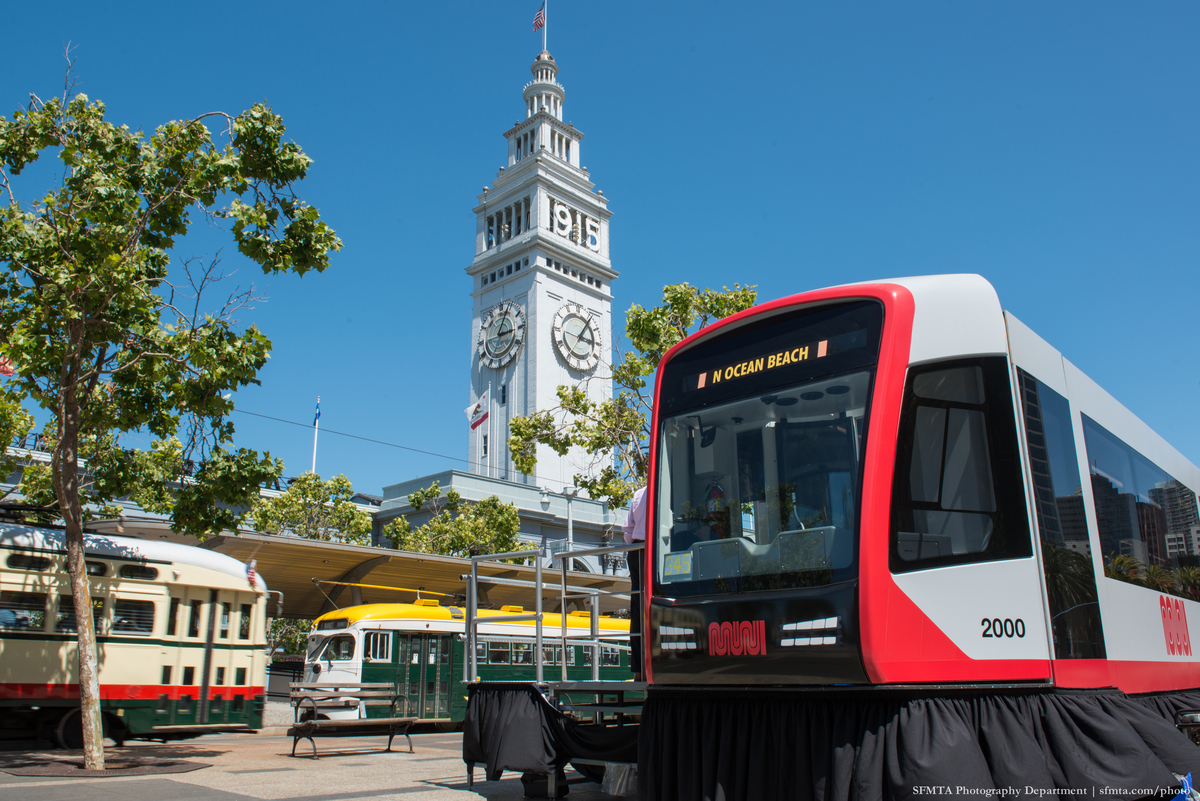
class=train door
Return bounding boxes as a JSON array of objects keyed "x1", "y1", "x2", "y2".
[
  {"x1": 399, "y1": 634, "x2": 452, "y2": 719},
  {"x1": 1005, "y1": 313, "x2": 1108, "y2": 678}
]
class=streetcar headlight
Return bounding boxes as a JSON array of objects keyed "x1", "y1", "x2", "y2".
[{"x1": 780, "y1": 616, "x2": 840, "y2": 647}]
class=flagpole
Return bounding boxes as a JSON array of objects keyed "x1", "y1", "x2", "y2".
[
  {"x1": 311, "y1": 395, "x2": 320, "y2": 475},
  {"x1": 543, "y1": 0, "x2": 547, "y2": 51}
]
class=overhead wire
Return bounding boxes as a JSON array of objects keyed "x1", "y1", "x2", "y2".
[{"x1": 231, "y1": 407, "x2": 578, "y2": 488}]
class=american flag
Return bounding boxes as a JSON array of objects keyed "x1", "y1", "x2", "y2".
[{"x1": 533, "y1": 3, "x2": 546, "y2": 32}]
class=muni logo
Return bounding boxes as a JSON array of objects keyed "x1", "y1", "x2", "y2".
[
  {"x1": 708, "y1": 620, "x2": 767, "y2": 656},
  {"x1": 1160, "y1": 595, "x2": 1192, "y2": 657}
]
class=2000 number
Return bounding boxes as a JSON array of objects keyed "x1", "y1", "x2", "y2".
[{"x1": 981, "y1": 618, "x2": 1025, "y2": 638}]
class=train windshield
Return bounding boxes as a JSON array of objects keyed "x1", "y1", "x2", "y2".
[{"x1": 653, "y1": 300, "x2": 883, "y2": 596}]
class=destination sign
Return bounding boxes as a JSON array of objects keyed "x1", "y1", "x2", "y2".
[{"x1": 692, "y1": 338, "x2": 830, "y2": 391}]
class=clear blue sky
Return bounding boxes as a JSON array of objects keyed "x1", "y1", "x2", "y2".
[{"x1": 3, "y1": 2, "x2": 1198, "y2": 496}]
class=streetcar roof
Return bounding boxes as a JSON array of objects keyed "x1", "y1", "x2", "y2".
[
  {"x1": 312, "y1": 602, "x2": 629, "y2": 633},
  {"x1": 0, "y1": 523, "x2": 266, "y2": 592}
]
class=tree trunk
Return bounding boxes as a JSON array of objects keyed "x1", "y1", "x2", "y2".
[{"x1": 54, "y1": 390, "x2": 104, "y2": 769}]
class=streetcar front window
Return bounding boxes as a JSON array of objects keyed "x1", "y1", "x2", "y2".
[
  {"x1": 656, "y1": 370, "x2": 870, "y2": 593},
  {"x1": 652, "y1": 300, "x2": 884, "y2": 596},
  {"x1": 310, "y1": 634, "x2": 355, "y2": 661}
]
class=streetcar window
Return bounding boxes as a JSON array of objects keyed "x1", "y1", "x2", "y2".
[
  {"x1": 188, "y1": 600, "x2": 202, "y2": 637},
  {"x1": 178, "y1": 695, "x2": 193, "y2": 714},
  {"x1": 1082, "y1": 416, "x2": 1199, "y2": 599},
  {"x1": 162, "y1": 666, "x2": 172, "y2": 685},
  {"x1": 654, "y1": 368, "x2": 872, "y2": 593},
  {"x1": 365, "y1": 631, "x2": 391, "y2": 662},
  {"x1": 488, "y1": 641, "x2": 511, "y2": 664},
  {"x1": 316, "y1": 635, "x2": 355, "y2": 661},
  {"x1": 219, "y1": 603, "x2": 230, "y2": 638},
  {"x1": 238, "y1": 604, "x2": 252, "y2": 639},
  {"x1": 182, "y1": 666, "x2": 195, "y2": 685},
  {"x1": 55, "y1": 596, "x2": 103, "y2": 633},
  {"x1": 215, "y1": 667, "x2": 225, "y2": 685},
  {"x1": 232, "y1": 695, "x2": 245, "y2": 713},
  {"x1": 512, "y1": 642, "x2": 534, "y2": 665},
  {"x1": 475, "y1": 642, "x2": 487, "y2": 662},
  {"x1": 86, "y1": 561, "x2": 106, "y2": 577},
  {"x1": 156, "y1": 695, "x2": 170, "y2": 713},
  {"x1": 1018, "y1": 370, "x2": 1105, "y2": 660},
  {"x1": 0, "y1": 591, "x2": 46, "y2": 630},
  {"x1": 602, "y1": 646, "x2": 620, "y2": 666},
  {"x1": 167, "y1": 598, "x2": 180, "y2": 636},
  {"x1": 236, "y1": 667, "x2": 247, "y2": 685},
  {"x1": 890, "y1": 358, "x2": 1032, "y2": 571},
  {"x1": 113, "y1": 599, "x2": 155, "y2": 634},
  {"x1": 7, "y1": 554, "x2": 51, "y2": 571},
  {"x1": 119, "y1": 564, "x2": 158, "y2": 580}
]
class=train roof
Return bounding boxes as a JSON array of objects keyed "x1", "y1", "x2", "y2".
[
  {"x1": 0, "y1": 523, "x2": 266, "y2": 592},
  {"x1": 313, "y1": 602, "x2": 630, "y2": 633}
]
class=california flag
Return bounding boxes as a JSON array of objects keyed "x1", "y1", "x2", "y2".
[{"x1": 465, "y1": 391, "x2": 489, "y2": 430}]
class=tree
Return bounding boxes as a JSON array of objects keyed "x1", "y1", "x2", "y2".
[
  {"x1": 509, "y1": 282, "x2": 756, "y2": 507},
  {"x1": 251, "y1": 472, "x2": 371, "y2": 545},
  {"x1": 382, "y1": 481, "x2": 531, "y2": 559},
  {"x1": 0, "y1": 73, "x2": 340, "y2": 768}
]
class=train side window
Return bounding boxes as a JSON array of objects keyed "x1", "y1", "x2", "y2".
[
  {"x1": 119, "y1": 564, "x2": 158, "y2": 580},
  {"x1": 178, "y1": 695, "x2": 193, "y2": 714},
  {"x1": 601, "y1": 645, "x2": 620, "y2": 666},
  {"x1": 488, "y1": 641, "x2": 511, "y2": 664},
  {"x1": 235, "y1": 667, "x2": 247, "y2": 685},
  {"x1": 55, "y1": 596, "x2": 103, "y2": 633},
  {"x1": 86, "y1": 561, "x2": 107, "y2": 577},
  {"x1": 182, "y1": 666, "x2": 195, "y2": 685},
  {"x1": 113, "y1": 599, "x2": 155, "y2": 634},
  {"x1": 512, "y1": 642, "x2": 534, "y2": 665},
  {"x1": 162, "y1": 666, "x2": 172, "y2": 685},
  {"x1": 218, "y1": 603, "x2": 230, "y2": 638},
  {"x1": 0, "y1": 591, "x2": 47, "y2": 630},
  {"x1": 1082, "y1": 415, "x2": 1199, "y2": 596},
  {"x1": 7, "y1": 554, "x2": 52, "y2": 571},
  {"x1": 215, "y1": 666, "x2": 225, "y2": 685},
  {"x1": 232, "y1": 695, "x2": 245, "y2": 713},
  {"x1": 890, "y1": 357, "x2": 1032, "y2": 572},
  {"x1": 167, "y1": 598, "x2": 181, "y2": 636},
  {"x1": 365, "y1": 631, "x2": 391, "y2": 662},
  {"x1": 188, "y1": 600, "x2": 202, "y2": 637},
  {"x1": 238, "y1": 604, "x2": 252, "y2": 640}
]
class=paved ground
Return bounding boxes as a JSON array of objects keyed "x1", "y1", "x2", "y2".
[{"x1": 0, "y1": 731, "x2": 632, "y2": 801}]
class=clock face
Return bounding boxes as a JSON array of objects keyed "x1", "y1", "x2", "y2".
[
  {"x1": 552, "y1": 302, "x2": 602, "y2": 372},
  {"x1": 477, "y1": 301, "x2": 526, "y2": 369}
]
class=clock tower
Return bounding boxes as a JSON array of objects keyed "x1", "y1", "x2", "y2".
[{"x1": 466, "y1": 50, "x2": 615, "y2": 493}]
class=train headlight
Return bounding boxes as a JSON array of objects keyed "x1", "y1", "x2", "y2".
[{"x1": 780, "y1": 616, "x2": 840, "y2": 647}]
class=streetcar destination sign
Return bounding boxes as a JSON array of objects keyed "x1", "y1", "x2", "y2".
[{"x1": 694, "y1": 338, "x2": 830, "y2": 390}]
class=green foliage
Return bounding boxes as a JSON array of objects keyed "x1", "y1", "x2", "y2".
[
  {"x1": 251, "y1": 472, "x2": 371, "y2": 545},
  {"x1": 269, "y1": 618, "x2": 312, "y2": 656},
  {"x1": 382, "y1": 481, "x2": 532, "y2": 561},
  {"x1": 0, "y1": 84, "x2": 341, "y2": 536},
  {"x1": 0, "y1": 67, "x2": 339, "y2": 770},
  {"x1": 509, "y1": 282, "x2": 756, "y2": 507}
]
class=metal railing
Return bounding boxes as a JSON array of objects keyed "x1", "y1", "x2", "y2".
[{"x1": 463, "y1": 541, "x2": 644, "y2": 685}]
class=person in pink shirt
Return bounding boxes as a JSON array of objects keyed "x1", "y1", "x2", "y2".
[{"x1": 621, "y1": 486, "x2": 646, "y2": 680}]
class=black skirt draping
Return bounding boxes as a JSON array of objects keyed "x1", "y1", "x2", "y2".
[{"x1": 638, "y1": 688, "x2": 1200, "y2": 801}]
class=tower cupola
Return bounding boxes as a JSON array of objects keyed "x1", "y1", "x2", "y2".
[{"x1": 523, "y1": 50, "x2": 565, "y2": 120}]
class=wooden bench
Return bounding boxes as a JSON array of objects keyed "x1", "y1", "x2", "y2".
[{"x1": 287, "y1": 682, "x2": 416, "y2": 758}]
